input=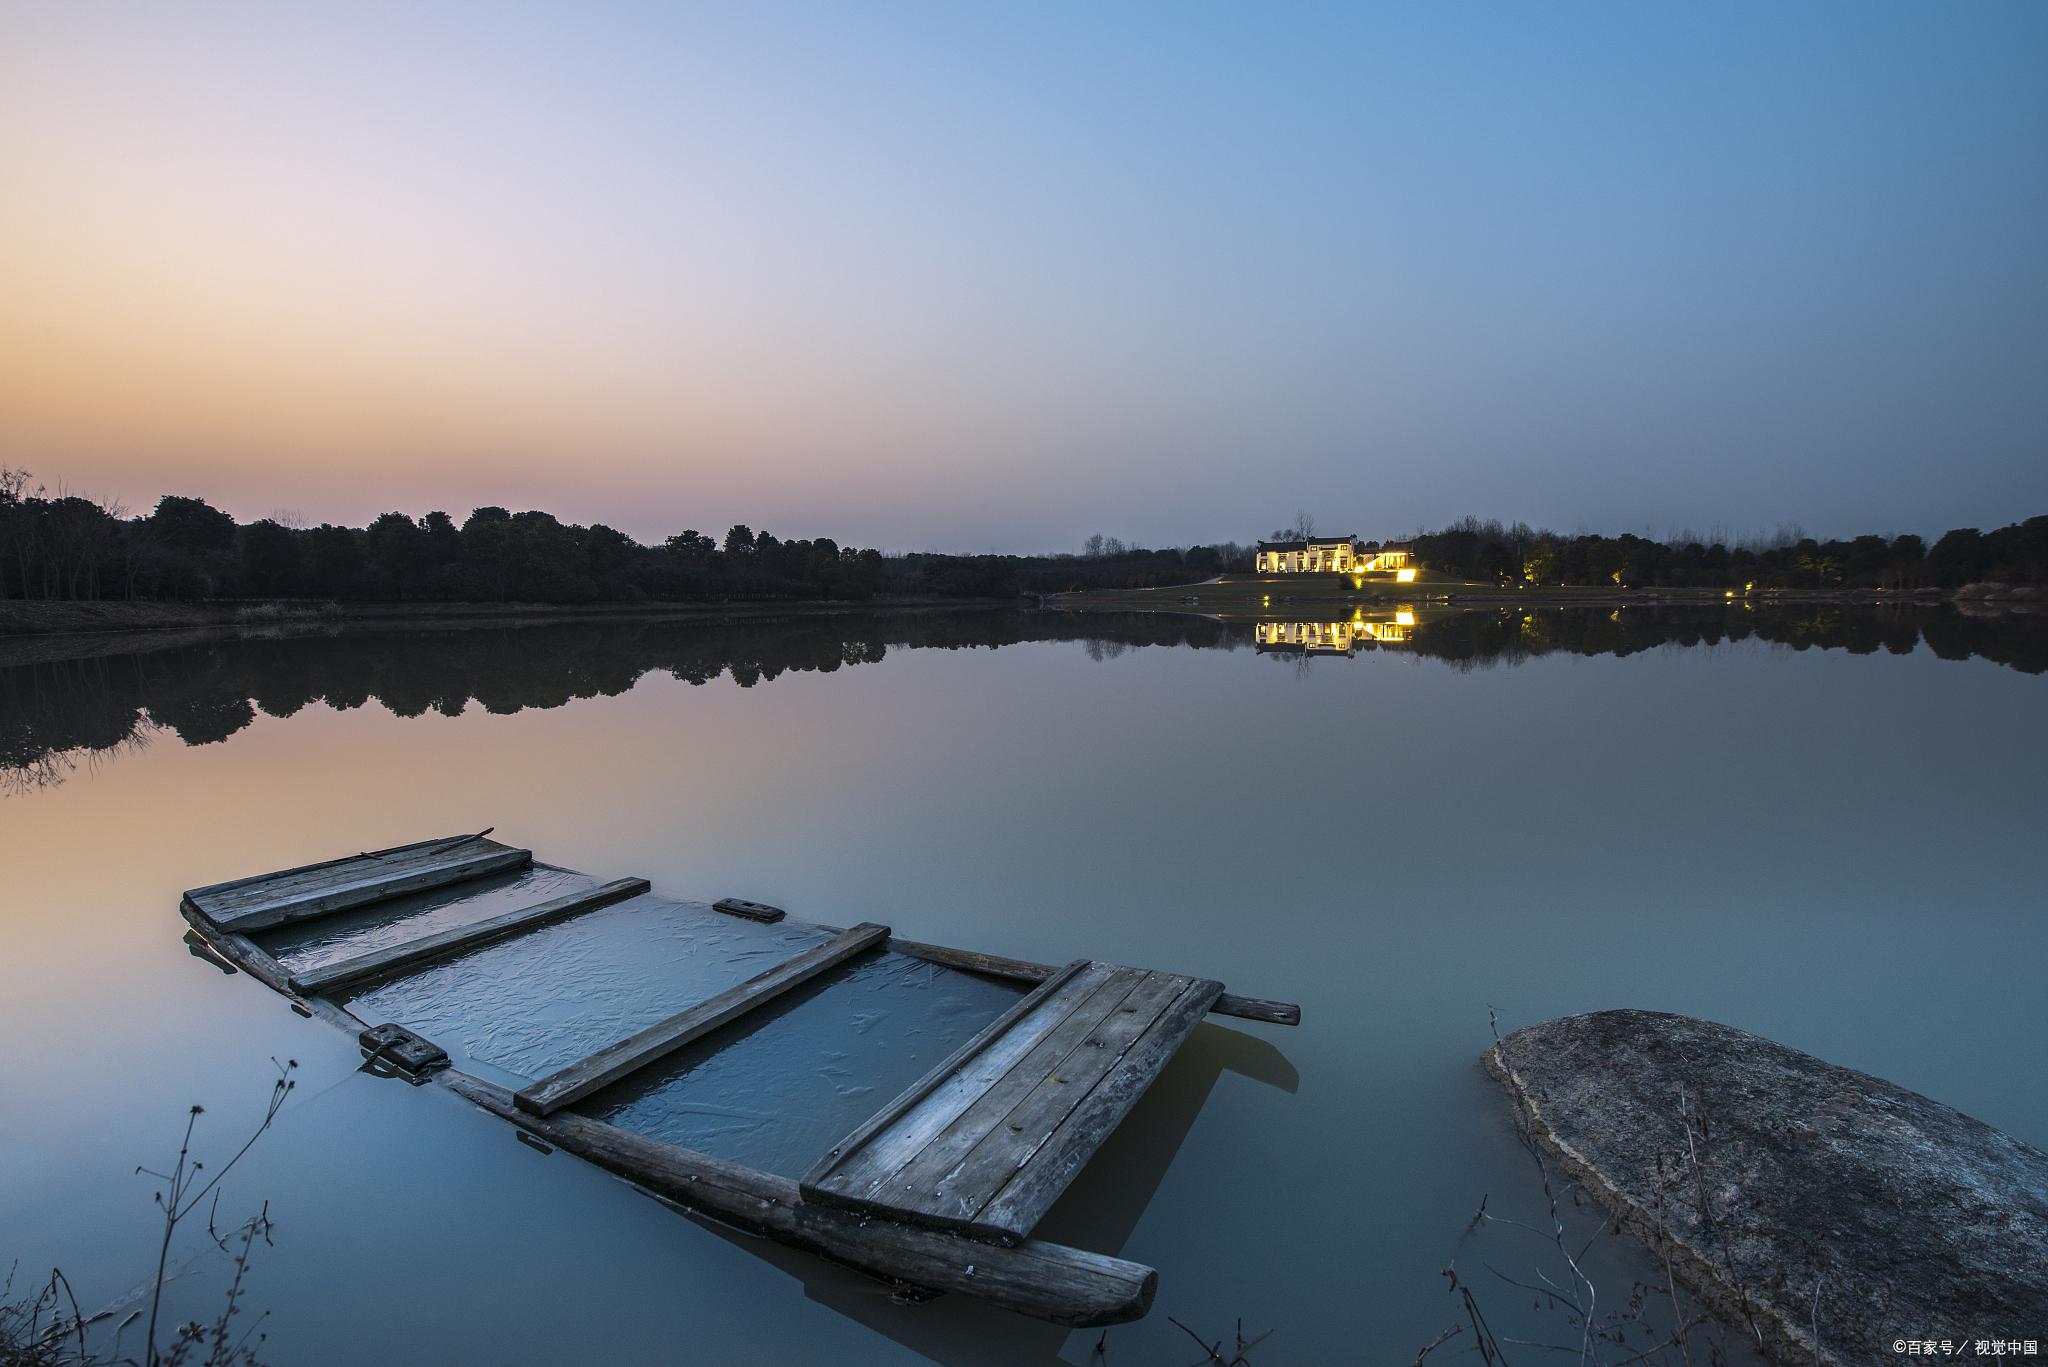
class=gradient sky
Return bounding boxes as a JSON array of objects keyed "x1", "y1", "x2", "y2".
[{"x1": 3, "y1": 2, "x2": 2045, "y2": 551}]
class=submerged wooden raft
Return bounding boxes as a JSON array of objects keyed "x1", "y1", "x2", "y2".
[{"x1": 180, "y1": 831, "x2": 1298, "y2": 1326}]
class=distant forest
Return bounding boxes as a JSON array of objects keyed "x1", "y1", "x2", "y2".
[
  {"x1": 1406, "y1": 515, "x2": 2048, "y2": 591},
  {"x1": 2, "y1": 466, "x2": 2042, "y2": 604},
  {"x1": 0, "y1": 467, "x2": 1236, "y2": 604}
]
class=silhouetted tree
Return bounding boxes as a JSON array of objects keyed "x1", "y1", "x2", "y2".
[
  {"x1": 363, "y1": 512, "x2": 432, "y2": 599},
  {"x1": 1924, "y1": 528, "x2": 1985, "y2": 586},
  {"x1": 238, "y1": 519, "x2": 302, "y2": 596}
]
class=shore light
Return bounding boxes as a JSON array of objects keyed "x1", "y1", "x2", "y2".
[{"x1": 1396, "y1": 568, "x2": 1417, "y2": 583}]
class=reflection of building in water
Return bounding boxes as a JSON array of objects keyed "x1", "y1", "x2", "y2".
[
  {"x1": 1253, "y1": 535, "x2": 1413, "y2": 575},
  {"x1": 1253, "y1": 612, "x2": 1416, "y2": 655}
]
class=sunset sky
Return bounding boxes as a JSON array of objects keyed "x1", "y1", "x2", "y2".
[{"x1": 3, "y1": 2, "x2": 2045, "y2": 551}]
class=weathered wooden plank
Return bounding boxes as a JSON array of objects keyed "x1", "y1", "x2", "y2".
[
  {"x1": 207, "y1": 846, "x2": 534, "y2": 932},
  {"x1": 515, "y1": 922, "x2": 890, "y2": 1116},
  {"x1": 972, "y1": 975, "x2": 1223, "y2": 1241},
  {"x1": 189, "y1": 835, "x2": 503, "y2": 919},
  {"x1": 869, "y1": 967, "x2": 1151, "y2": 1210},
  {"x1": 441, "y1": 1071, "x2": 1157, "y2": 1327},
  {"x1": 182, "y1": 832, "x2": 482, "y2": 902},
  {"x1": 177, "y1": 903, "x2": 292, "y2": 995},
  {"x1": 875, "y1": 934, "x2": 1297, "y2": 1027},
  {"x1": 804, "y1": 962, "x2": 1110, "y2": 1204},
  {"x1": 712, "y1": 897, "x2": 785, "y2": 923},
  {"x1": 909, "y1": 971, "x2": 1194, "y2": 1235},
  {"x1": 287, "y1": 877, "x2": 651, "y2": 996},
  {"x1": 177, "y1": 904, "x2": 373, "y2": 1039}
]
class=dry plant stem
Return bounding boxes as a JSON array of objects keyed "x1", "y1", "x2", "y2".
[
  {"x1": 1443, "y1": 1007, "x2": 1748, "y2": 1367},
  {"x1": 1162, "y1": 1314, "x2": 1270, "y2": 1366},
  {"x1": 1412, "y1": 1325, "x2": 1464, "y2": 1364},
  {"x1": 1483, "y1": 1006, "x2": 1598, "y2": 1354},
  {"x1": 137, "y1": 1060, "x2": 295, "y2": 1367}
]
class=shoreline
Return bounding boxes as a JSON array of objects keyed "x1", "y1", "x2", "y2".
[
  {"x1": 0, "y1": 595, "x2": 1012, "y2": 640},
  {"x1": 0, "y1": 597, "x2": 1017, "y2": 672}
]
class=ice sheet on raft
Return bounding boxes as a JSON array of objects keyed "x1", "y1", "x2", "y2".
[
  {"x1": 340, "y1": 895, "x2": 834, "y2": 1081},
  {"x1": 586, "y1": 952, "x2": 1025, "y2": 1178}
]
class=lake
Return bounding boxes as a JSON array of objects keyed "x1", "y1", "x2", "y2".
[{"x1": 3, "y1": 603, "x2": 2043, "y2": 1364}]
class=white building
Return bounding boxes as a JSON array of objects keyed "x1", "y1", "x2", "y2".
[{"x1": 1253, "y1": 536, "x2": 1412, "y2": 574}]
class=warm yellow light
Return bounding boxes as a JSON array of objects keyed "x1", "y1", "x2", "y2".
[
  {"x1": 1395, "y1": 610, "x2": 1415, "y2": 626},
  {"x1": 1352, "y1": 576, "x2": 1364, "y2": 589},
  {"x1": 1395, "y1": 568, "x2": 1417, "y2": 583}
]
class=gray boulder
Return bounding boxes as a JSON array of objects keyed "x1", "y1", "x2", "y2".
[{"x1": 1487, "y1": 1010, "x2": 2048, "y2": 1365}]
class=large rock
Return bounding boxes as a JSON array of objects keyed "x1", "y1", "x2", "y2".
[{"x1": 1486, "y1": 1010, "x2": 2048, "y2": 1365}]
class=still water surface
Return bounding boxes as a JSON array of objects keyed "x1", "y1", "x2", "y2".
[{"x1": 2, "y1": 606, "x2": 2043, "y2": 1364}]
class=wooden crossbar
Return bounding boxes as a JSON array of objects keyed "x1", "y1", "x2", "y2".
[
  {"x1": 202, "y1": 846, "x2": 533, "y2": 933},
  {"x1": 182, "y1": 833, "x2": 481, "y2": 900},
  {"x1": 514, "y1": 922, "x2": 890, "y2": 1116},
  {"x1": 802, "y1": 961, "x2": 1223, "y2": 1242}
]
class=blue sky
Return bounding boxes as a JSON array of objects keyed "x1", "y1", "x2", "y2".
[{"x1": 2, "y1": 1, "x2": 2043, "y2": 548}]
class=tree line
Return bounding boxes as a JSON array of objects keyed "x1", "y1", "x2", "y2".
[
  {"x1": 0, "y1": 468, "x2": 1249, "y2": 605},
  {"x1": 1406, "y1": 515, "x2": 2048, "y2": 590},
  {"x1": 5, "y1": 465, "x2": 2042, "y2": 604}
]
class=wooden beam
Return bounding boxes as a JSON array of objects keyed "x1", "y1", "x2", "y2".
[
  {"x1": 441, "y1": 1071, "x2": 1158, "y2": 1328},
  {"x1": 201, "y1": 844, "x2": 528, "y2": 942},
  {"x1": 819, "y1": 967, "x2": 1145, "y2": 1214},
  {"x1": 515, "y1": 922, "x2": 890, "y2": 1116},
  {"x1": 881, "y1": 935, "x2": 1300, "y2": 1027},
  {"x1": 182, "y1": 832, "x2": 483, "y2": 901},
  {"x1": 204, "y1": 846, "x2": 534, "y2": 933},
  {"x1": 177, "y1": 904, "x2": 373, "y2": 1039},
  {"x1": 970, "y1": 975, "x2": 1223, "y2": 1241},
  {"x1": 287, "y1": 877, "x2": 650, "y2": 997},
  {"x1": 803, "y1": 961, "x2": 1098, "y2": 1204}
]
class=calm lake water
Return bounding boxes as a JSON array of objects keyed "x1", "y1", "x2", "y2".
[{"x1": 3, "y1": 605, "x2": 2044, "y2": 1364}]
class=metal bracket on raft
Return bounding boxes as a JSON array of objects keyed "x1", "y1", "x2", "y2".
[
  {"x1": 712, "y1": 897, "x2": 786, "y2": 923},
  {"x1": 358, "y1": 1022, "x2": 450, "y2": 1082}
]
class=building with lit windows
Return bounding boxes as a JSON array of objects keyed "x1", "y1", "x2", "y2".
[{"x1": 1253, "y1": 536, "x2": 1412, "y2": 575}]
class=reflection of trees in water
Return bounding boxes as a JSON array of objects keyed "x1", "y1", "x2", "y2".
[
  {"x1": 1, "y1": 652, "x2": 168, "y2": 793},
  {"x1": 2, "y1": 713, "x2": 156, "y2": 795},
  {"x1": 1403, "y1": 604, "x2": 2046, "y2": 675},
  {"x1": 3, "y1": 606, "x2": 2041, "y2": 790},
  {"x1": 1239, "y1": 603, "x2": 2048, "y2": 676},
  {"x1": 2, "y1": 612, "x2": 1218, "y2": 789}
]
